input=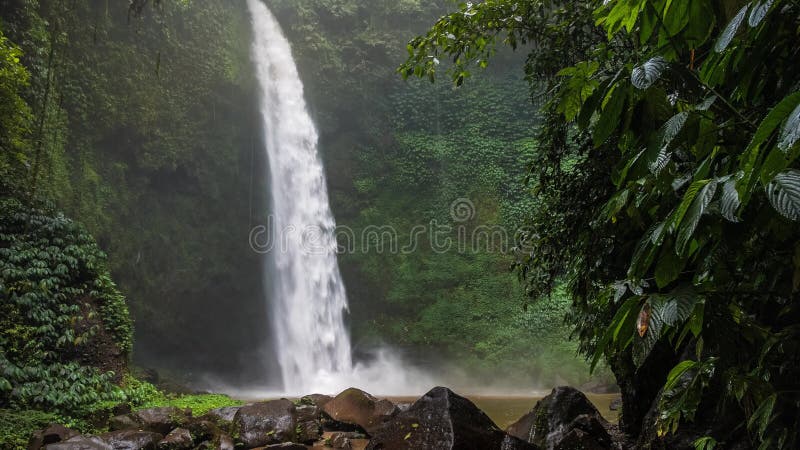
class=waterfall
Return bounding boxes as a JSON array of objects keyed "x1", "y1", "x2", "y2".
[{"x1": 247, "y1": 0, "x2": 353, "y2": 394}]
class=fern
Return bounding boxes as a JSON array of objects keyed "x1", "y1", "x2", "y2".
[{"x1": 766, "y1": 170, "x2": 800, "y2": 221}]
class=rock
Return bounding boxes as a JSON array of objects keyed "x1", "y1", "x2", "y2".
[
  {"x1": 366, "y1": 387, "x2": 537, "y2": 450},
  {"x1": 322, "y1": 388, "x2": 398, "y2": 435},
  {"x1": 218, "y1": 434, "x2": 235, "y2": 450},
  {"x1": 506, "y1": 387, "x2": 609, "y2": 450},
  {"x1": 567, "y1": 415, "x2": 611, "y2": 447},
  {"x1": 183, "y1": 419, "x2": 223, "y2": 443},
  {"x1": 264, "y1": 444, "x2": 307, "y2": 450},
  {"x1": 44, "y1": 436, "x2": 112, "y2": 450},
  {"x1": 327, "y1": 432, "x2": 358, "y2": 449},
  {"x1": 302, "y1": 394, "x2": 333, "y2": 408},
  {"x1": 29, "y1": 424, "x2": 80, "y2": 449},
  {"x1": 156, "y1": 428, "x2": 193, "y2": 450},
  {"x1": 553, "y1": 429, "x2": 607, "y2": 450},
  {"x1": 97, "y1": 430, "x2": 163, "y2": 450},
  {"x1": 108, "y1": 415, "x2": 140, "y2": 432},
  {"x1": 109, "y1": 407, "x2": 189, "y2": 435},
  {"x1": 193, "y1": 434, "x2": 234, "y2": 450},
  {"x1": 232, "y1": 399, "x2": 296, "y2": 448},
  {"x1": 295, "y1": 404, "x2": 322, "y2": 443},
  {"x1": 608, "y1": 398, "x2": 622, "y2": 411},
  {"x1": 205, "y1": 406, "x2": 240, "y2": 424}
]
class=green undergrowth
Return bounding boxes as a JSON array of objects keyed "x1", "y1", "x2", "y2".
[
  {"x1": 0, "y1": 377, "x2": 242, "y2": 449},
  {"x1": 123, "y1": 375, "x2": 242, "y2": 416},
  {"x1": 135, "y1": 393, "x2": 243, "y2": 416},
  {"x1": 0, "y1": 408, "x2": 96, "y2": 450}
]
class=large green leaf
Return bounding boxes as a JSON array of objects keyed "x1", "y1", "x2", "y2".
[
  {"x1": 671, "y1": 179, "x2": 709, "y2": 232},
  {"x1": 633, "y1": 288, "x2": 700, "y2": 367},
  {"x1": 655, "y1": 244, "x2": 686, "y2": 289},
  {"x1": 648, "y1": 112, "x2": 689, "y2": 174},
  {"x1": 594, "y1": 85, "x2": 628, "y2": 146},
  {"x1": 766, "y1": 169, "x2": 800, "y2": 221},
  {"x1": 778, "y1": 103, "x2": 800, "y2": 152},
  {"x1": 677, "y1": 181, "x2": 717, "y2": 254},
  {"x1": 720, "y1": 178, "x2": 742, "y2": 222},
  {"x1": 591, "y1": 295, "x2": 641, "y2": 370},
  {"x1": 631, "y1": 56, "x2": 667, "y2": 90},
  {"x1": 748, "y1": 0, "x2": 774, "y2": 27},
  {"x1": 748, "y1": 394, "x2": 777, "y2": 439},
  {"x1": 748, "y1": 92, "x2": 800, "y2": 152},
  {"x1": 715, "y1": 3, "x2": 750, "y2": 53},
  {"x1": 633, "y1": 301, "x2": 663, "y2": 367}
]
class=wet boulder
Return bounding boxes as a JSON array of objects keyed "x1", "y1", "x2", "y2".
[
  {"x1": 322, "y1": 388, "x2": 398, "y2": 435},
  {"x1": 295, "y1": 404, "x2": 323, "y2": 443},
  {"x1": 182, "y1": 418, "x2": 224, "y2": 443},
  {"x1": 156, "y1": 428, "x2": 193, "y2": 450},
  {"x1": 506, "y1": 387, "x2": 610, "y2": 450},
  {"x1": 302, "y1": 394, "x2": 333, "y2": 409},
  {"x1": 232, "y1": 399, "x2": 296, "y2": 448},
  {"x1": 194, "y1": 433, "x2": 234, "y2": 450},
  {"x1": 366, "y1": 387, "x2": 537, "y2": 450},
  {"x1": 205, "y1": 406, "x2": 240, "y2": 425},
  {"x1": 97, "y1": 430, "x2": 163, "y2": 450},
  {"x1": 28, "y1": 424, "x2": 80, "y2": 449},
  {"x1": 109, "y1": 407, "x2": 189, "y2": 435},
  {"x1": 326, "y1": 431, "x2": 365, "y2": 449},
  {"x1": 44, "y1": 436, "x2": 112, "y2": 450}
]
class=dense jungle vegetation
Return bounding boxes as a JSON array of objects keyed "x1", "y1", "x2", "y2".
[
  {"x1": 402, "y1": 0, "x2": 800, "y2": 448},
  {"x1": 1, "y1": 0, "x2": 799, "y2": 449},
  {"x1": 1, "y1": 0, "x2": 588, "y2": 442}
]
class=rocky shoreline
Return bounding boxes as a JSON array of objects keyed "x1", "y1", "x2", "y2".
[{"x1": 29, "y1": 387, "x2": 623, "y2": 450}]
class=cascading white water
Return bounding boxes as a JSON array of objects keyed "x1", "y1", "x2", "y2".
[
  {"x1": 247, "y1": 0, "x2": 353, "y2": 394},
  {"x1": 246, "y1": 0, "x2": 434, "y2": 397}
]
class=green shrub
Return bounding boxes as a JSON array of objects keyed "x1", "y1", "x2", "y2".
[{"x1": 0, "y1": 198, "x2": 132, "y2": 415}]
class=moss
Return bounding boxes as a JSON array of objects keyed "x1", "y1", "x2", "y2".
[{"x1": 136, "y1": 394, "x2": 243, "y2": 417}]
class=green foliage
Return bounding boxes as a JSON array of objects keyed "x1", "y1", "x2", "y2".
[
  {"x1": 0, "y1": 27, "x2": 32, "y2": 195},
  {"x1": 138, "y1": 393, "x2": 243, "y2": 416},
  {"x1": 403, "y1": 0, "x2": 800, "y2": 446},
  {"x1": 0, "y1": 198, "x2": 132, "y2": 414},
  {"x1": 119, "y1": 375, "x2": 242, "y2": 415},
  {"x1": 336, "y1": 69, "x2": 592, "y2": 384},
  {"x1": 0, "y1": 409, "x2": 63, "y2": 450},
  {"x1": 0, "y1": 0, "x2": 267, "y2": 373}
]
